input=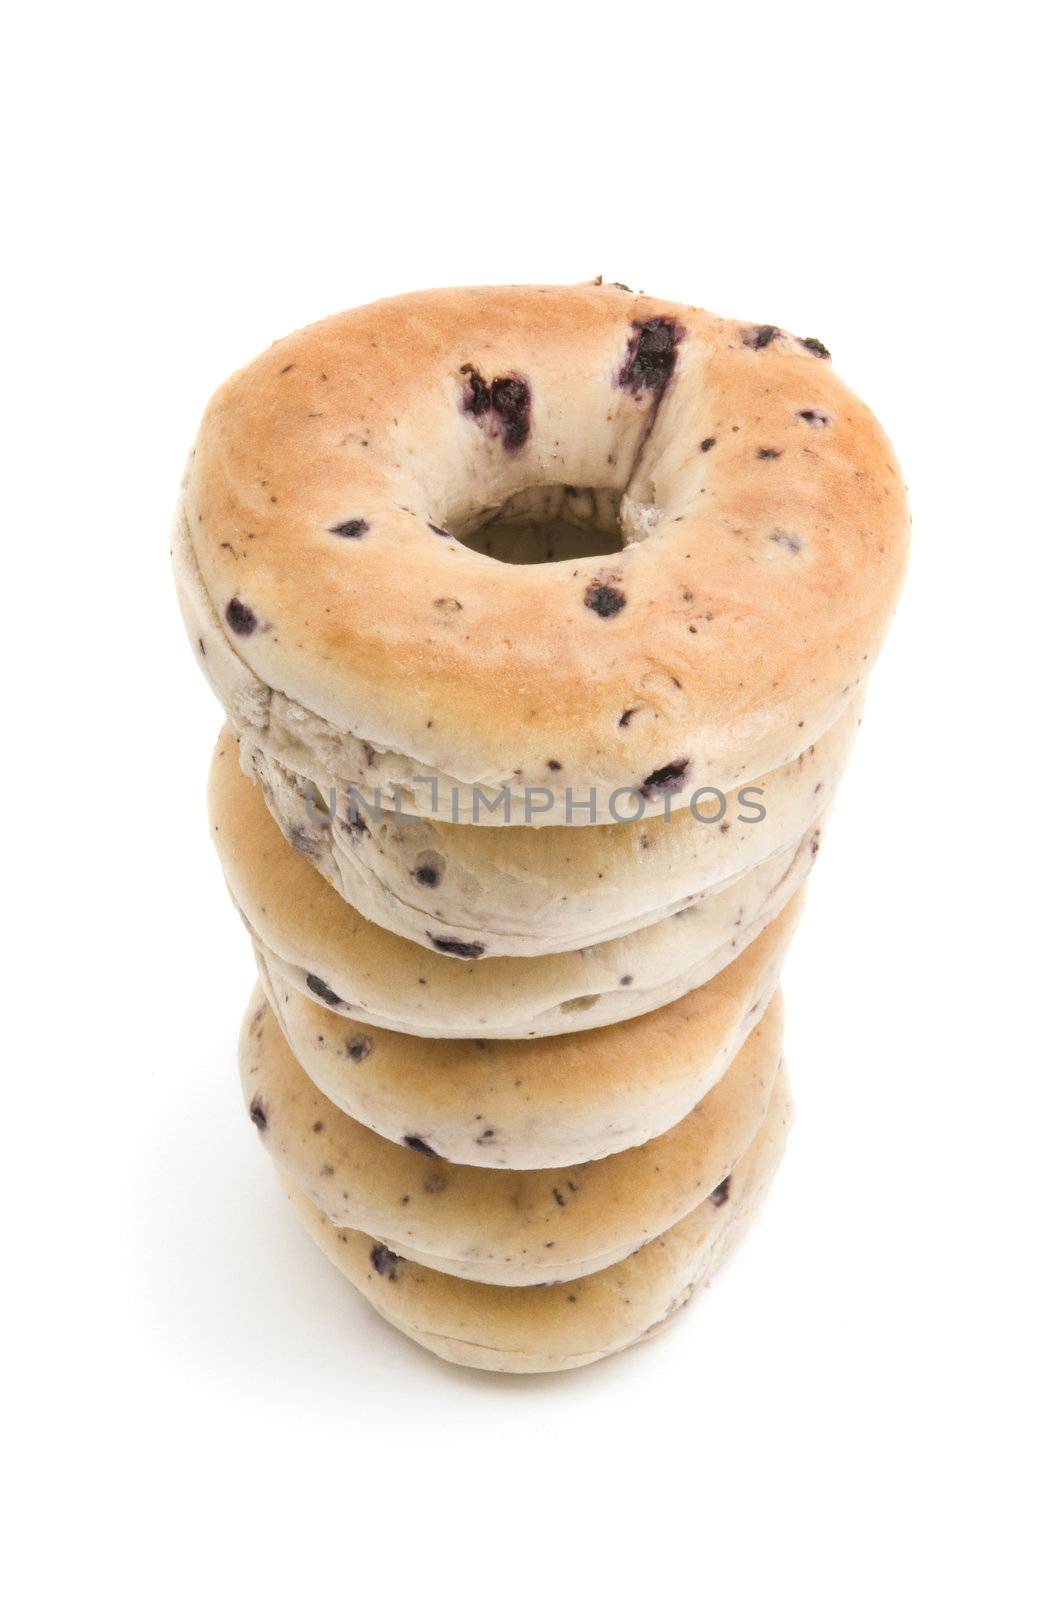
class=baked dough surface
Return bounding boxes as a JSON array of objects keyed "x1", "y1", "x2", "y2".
[{"x1": 176, "y1": 283, "x2": 908, "y2": 821}]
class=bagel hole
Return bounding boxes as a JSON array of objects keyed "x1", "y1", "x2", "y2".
[{"x1": 448, "y1": 485, "x2": 626, "y2": 565}]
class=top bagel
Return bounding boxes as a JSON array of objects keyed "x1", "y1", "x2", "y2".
[{"x1": 175, "y1": 282, "x2": 908, "y2": 823}]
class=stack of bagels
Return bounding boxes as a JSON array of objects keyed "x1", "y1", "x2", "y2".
[{"x1": 173, "y1": 283, "x2": 908, "y2": 1372}]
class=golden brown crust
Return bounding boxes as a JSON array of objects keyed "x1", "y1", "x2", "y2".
[
  {"x1": 180, "y1": 284, "x2": 908, "y2": 813},
  {"x1": 239, "y1": 989, "x2": 782, "y2": 1286},
  {"x1": 281, "y1": 1068, "x2": 793, "y2": 1372},
  {"x1": 252, "y1": 894, "x2": 798, "y2": 1169}
]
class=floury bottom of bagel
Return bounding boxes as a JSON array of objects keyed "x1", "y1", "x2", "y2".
[
  {"x1": 240, "y1": 988, "x2": 782, "y2": 1286},
  {"x1": 253, "y1": 893, "x2": 800, "y2": 1169},
  {"x1": 281, "y1": 1069, "x2": 793, "y2": 1374},
  {"x1": 210, "y1": 729, "x2": 819, "y2": 1039},
  {"x1": 240, "y1": 694, "x2": 861, "y2": 959}
]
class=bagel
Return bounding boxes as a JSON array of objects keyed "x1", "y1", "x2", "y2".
[
  {"x1": 209, "y1": 729, "x2": 817, "y2": 1037},
  {"x1": 242, "y1": 693, "x2": 859, "y2": 957},
  {"x1": 240, "y1": 986, "x2": 781, "y2": 1286},
  {"x1": 254, "y1": 893, "x2": 799, "y2": 1168},
  {"x1": 281, "y1": 1067, "x2": 792, "y2": 1372},
  {"x1": 174, "y1": 283, "x2": 908, "y2": 824}
]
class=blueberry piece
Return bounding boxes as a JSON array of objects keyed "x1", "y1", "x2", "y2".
[
  {"x1": 618, "y1": 317, "x2": 682, "y2": 395},
  {"x1": 429, "y1": 935, "x2": 485, "y2": 959},
  {"x1": 248, "y1": 1096, "x2": 268, "y2": 1132},
  {"x1": 306, "y1": 973, "x2": 344, "y2": 1006},
  {"x1": 428, "y1": 523, "x2": 452, "y2": 537},
  {"x1": 224, "y1": 597, "x2": 257, "y2": 635},
  {"x1": 639, "y1": 759, "x2": 690, "y2": 798},
  {"x1": 710, "y1": 1174, "x2": 731, "y2": 1207},
  {"x1": 329, "y1": 518, "x2": 368, "y2": 538},
  {"x1": 618, "y1": 707, "x2": 636, "y2": 727},
  {"x1": 403, "y1": 1135, "x2": 438, "y2": 1156},
  {"x1": 490, "y1": 376, "x2": 531, "y2": 450},
  {"x1": 460, "y1": 366, "x2": 492, "y2": 416},
  {"x1": 757, "y1": 447, "x2": 782, "y2": 459},
  {"x1": 743, "y1": 325, "x2": 780, "y2": 350},
  {"x1": 460, "y1": 367, "x2": 531, "y2": 449},
  {"x1": 413, "y1": 864, "x2": 440, "y2": 887},
  {"x1": 800, "y1": 336, "x2": 831, "y2": 359},
  {"x1": 769, "y1": 529, "x2": 803, "y2": 554},
  {"x1": 700, "y1": 437, "x2": 716, "y2": 451},
  {"x1": 345, "y1": 1035, "x2": 373, "y2": 1062},
  {"x1": 370, "y1": 1243, "x2": 403, "y2": 1279},
  {"x1": 585, "y1": 579, "x2": 626, "y2": 618},
  {"x1": 799, "y1": 408, "x2": 831, "y2": 427}
]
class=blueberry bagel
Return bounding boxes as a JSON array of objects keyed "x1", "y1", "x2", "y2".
[
  {"x1": 254, "y1": 893, "x2": 799, "y2": 1169},
  {"x1": 175, "y1": 283, "x2": 908, "y2": 823},
  {"x1": 242, "y1": 695, "x2": 858, "y2": 957},
  {"x1": 241, "y1": 988, "x2": 780, "y2": 1286},
  {"x1": 282, "y1": 1067, "x2": 793, "y2": 1372},
  {"x1": 210, "y1": 731, "x2": 817, "y2": 1038}
]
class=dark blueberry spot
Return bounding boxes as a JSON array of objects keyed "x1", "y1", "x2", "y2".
[
  {"x1": 224, "y1": 597, "x2": 257, "y2": 636},
  {"x1": 370, "y1": 1242, "x2": 402, "y2": 1279},
  {"x1": 618, "y1": 707, "x2": 636, "y2": 727},
  {"x1": 585, "y1": 579, "x2": 626, "y2": 618},
  {"x1": 610, "y1": 281, "x2": 633, "y2": 291},
  {"x1": 346, "y1": 805, "x2": 368, "y2": 835},
  {"x1": 700, "y1": 437, "x2": 716, "y2": 452},
  {"x1": 312, "y1": 1120, "x2": 324, "y2": 1134},
  {"x1": 769, "y1": 529, "x2": 803, "y2": 554},
  {"x1": 800, "y1": 336, "x2": 831, "y2": 359},
  {"x1": 345, "y1": 1034, "x2": 373, "y2": 1061},
  {"x1": 743, "y1": 325, "x2": 780, "y2": 350},
  {"x1": 639, "y1": 759, "x2": 690, "y2": 798},
  {"x1": 476, "y1": 1128, "x2": 496, "y2": 1144},
  {"x1": 404, "y1": 1135, "x2": 437, "y2": 1156},
  {"x1": 280, "y1": 363, "x2": 295, "y2": 374},
  {"x1": 197, "y1": 635, "x2": 206, "y2": 655},
  {"x1": 429, "y1": 935, "x2": 485, "y2": 959},
  {"x1": 248, "y1": 1096, "x2": 268, "y2": 1132},
  {"x1": 460, "y1": 365, "x2": 492, "y2": 416},
  {"x1": 799, "y1": 408, "x2": 831, "y2": 428},
  {"x1": 428, "y1": 523, "x2": 452, "y2": 538},
  {"x1": 810, "y1": 830, "x2": 821, "y2": 857},
  {"x1": 547, "y1": 759, "x2": 562, "y2": 772},
  {"x1": 490, "y1": 376, "x2": 531, "y2": 450},
  {"x1": 460, "y1": 367, "x2": 531, "y2": 449},
  {"x1": 307, "y1": 973, "x2": 344, "y2": 1007},
  {"x1": 757, "y1": 447, "x2": 782, "y2": 459},
  {"x1": 413, "y1": 864, "x2": 440, "y2": 887},
  {"x1": 552, "y1": 1188, "x2": 567, "y2": 1208},
  {"x1": 329, "y1": 518, "x2": 368, "y2": 538},
  {"x1": 710, "y1": 1174, "x2": 731, "y2": 1207},
  {"x1": 618, "y1": 317, "x2": 682, "y2": 395},
  {"x1": 619, "y1": 974, "x2": 634, "y2": 986},
  {"x1": 287, "y1": 825, "x2": 320, "y2": 859}
]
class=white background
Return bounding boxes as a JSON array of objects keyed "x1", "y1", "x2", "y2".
[{"x1": 5, "y1": 3, "x2": 1060, "y2": 1596}]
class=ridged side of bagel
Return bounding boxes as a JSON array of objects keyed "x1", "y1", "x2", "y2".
[
  {"x1": 239, "y1": 989, "x2": 782, "y2": 1285},
  {"x1": 239, "y1": 695, "x2": 860, "y2": 956},
  {"x1": 281, "y1": 1069, "x2": 793, "y2": 1372}
]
